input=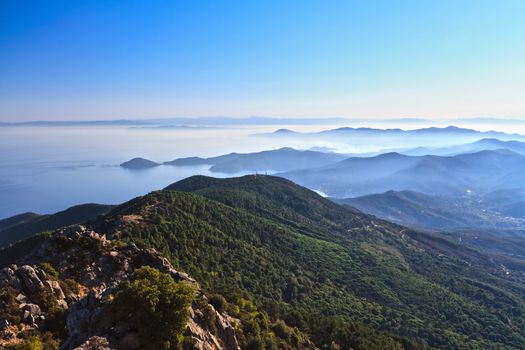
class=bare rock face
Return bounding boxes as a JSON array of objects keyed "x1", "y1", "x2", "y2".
[
  {"x1": 216, "y1": 312, "x2": 241, "y2": 350},
  {"x1": 73, "y1": 336, "x2": 114, "y2": 350},
  {"x1": 0, "y1": 225, "x2": 241, "y2": 350},
  {"x1": 46, "y1": 280, "x2": 66, "y2": 300},
  {"x1": 186, "y1": 305, "x2": 241, "y2": 350}
]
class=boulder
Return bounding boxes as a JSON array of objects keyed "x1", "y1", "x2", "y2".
[
  {"x1": 21, "y1": 303, "x2": 42, "y2": 317},
  {"x1": 20, "y1": 303, "x2": 41, "y2": 324},
  {"x1": 46, "y1": 280, "x2": 66, "y2": 300},
  {"x1": 15, "y1": 293, "x2": 28, "y2": 303},
  {"x1": 17, "y1": 265, "x2": 44, "y2": 293},
  {"x1": 0, "y1": 266, "x2": 22, "y2": 290},
  {"x1": 72, "y1": 336, "x2": 114, "y2": 350}
]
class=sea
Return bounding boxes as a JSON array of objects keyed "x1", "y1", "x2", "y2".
[{"x1": 1, "y1": 120, "x2": 524, "y2": 219}]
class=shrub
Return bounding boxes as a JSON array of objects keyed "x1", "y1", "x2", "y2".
[
  {"x1": 33, "y1": 288, "x2": 60, "y2": 314},
  {"x1": 271, "y1": 320, "x2": 291, "y2": 340},
  {"x1": 40, "y1": 332, "x2": 60, "y2": 350},
  {"x1": 182, "y1": 336, "x2": 197, "y2": 350},
  {"x1": 114, "y1": 266, "x2": 195, "y2": 350},
  {"x1": 58, "y1": 278, "x2": 80, "y2": 296},
  {"x1": 0, "y1": 286, "x2": 21, "y2": 324},
  {"x1": 8, "y1": 336, "x2": 43, "y2": 350},
  {"x1": 201, "y1": 304, "x2": 218, "y2": 335},
  {"x1": 208, "y1": 294, "x2": 227, "y2": 313},
  {"x1": 38, "y1": 263, "x2": 59, "y2": 278}
]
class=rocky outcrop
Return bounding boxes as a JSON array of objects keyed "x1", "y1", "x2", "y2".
[
  {"x1": 186, "y1": 301, "x2": 240, "y2": 350},
  {"x1": 0, "y1": 225, "x2": 240, "y2": 350},
  {"x1": 73, "y1": 336, "x2": 114, "y2": 350},
  {"x1": 17, "y1": 265, "x2": 45, "y2": 293}
]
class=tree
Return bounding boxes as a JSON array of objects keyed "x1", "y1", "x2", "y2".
[{"x1": 114, "y1": 266, "x2": 194, "y2": 350}]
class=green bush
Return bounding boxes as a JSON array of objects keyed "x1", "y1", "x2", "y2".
[
  {"x1": 201, "y1": 304, "x2": 218, "y2": 335},
  {"x1": 208, "y1": 294, "x2": 227, "y2": 313},
  {"x1": 38, "y1": 262, "x2": 59, "y2": 278},
  {"x1": 0, "y1": 286, "x2": 21, "y2": 324},
  {"x1": 8, "y1": 336, "x2": 43, "y2": 350},
  {"x1": 114, "y1": 266, "x2": 195, "y2": 350},
  {"x1": 58, "y1": 278, "x2": 80, "y2": 296},
  {"x1": 271, "y1": 320, "x2": 291, "y2": 340}
]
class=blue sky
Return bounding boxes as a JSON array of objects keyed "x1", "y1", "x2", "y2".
[{"x1": 1, "y1": 0, "x2": 524, "y2": 121}]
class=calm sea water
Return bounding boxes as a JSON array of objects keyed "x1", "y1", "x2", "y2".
[
  {"x1": 1, "y1": 121, "x2": 524, "y2": 219},
  {"x1": 0, "y1": 125, "x2": 337, "y2": 218}
]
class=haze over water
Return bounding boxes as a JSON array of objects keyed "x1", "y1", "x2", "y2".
[
  {"x1": 0, "y1": 119, "x2": 524, "y2": 219},
  {"x1": 0, "y1": 123, "x2": 329, "y2": 218}
]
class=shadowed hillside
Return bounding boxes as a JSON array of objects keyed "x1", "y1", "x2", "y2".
[{"x1": 0, "y1": 203, "x2": 114, "y2": 247}]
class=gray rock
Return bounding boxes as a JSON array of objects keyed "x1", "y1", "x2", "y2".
[
  {"x1": 17, "y1": 265, "x2": 44, "y2": 293},
  {"x1": 216, "y1": 312, "x2": 241, "y2": 350},
  {"x1": 72, "y1": 336, "x2": 114, "y2": 350},
  {"x1": 66, "y1": 307, "x2": 92, "y2": 338},
  {"x1": 46, "y1": 280, "x2": 66, "y2": 300},
  {"x1": 0, "y1": 318, "x2": 9, "y2": 330},
  {"x1": 0, "y1": 266, "x2": 22, "y2": 290},
  {"x1": 15, "y1": 293, "x2": 28, "y2": 303},
  {"x1": 22, "y1": 303, "x2": 42, "y2": 317}
]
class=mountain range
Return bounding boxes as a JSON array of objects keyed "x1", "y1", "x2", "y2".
[
  {"x1": 264, "y1": 126, "x2": 523, "y2": 140},
  {"x1": 398, "y1": 138, "x2": 525, "y2": 156},
  {"x1": 121, "y1": 147, "x2": 347, "y2": 173},
  {"x1": 0, "y1": 117, "x2": 348, "y2": 127},
  {"x1": 337, "y1": 190, "x2": 525, "y2": 231},
  {"x1": 281, "y1": 149, "x2": 525, "y2": 197},
  {"x1": 2, "y1": 175, "x2": 525, "y2": 349},
  {"x1": 259, "y1": 126, "x2": 525, "y2": 151}
]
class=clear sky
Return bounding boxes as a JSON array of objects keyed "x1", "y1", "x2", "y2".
[{"x1": 1, "y1": 0, "x2": 525, "y2": 121}]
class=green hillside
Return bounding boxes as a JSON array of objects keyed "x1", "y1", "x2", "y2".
[{"x1": 91, "y1": 175, "x2": 525, "y2": 350}]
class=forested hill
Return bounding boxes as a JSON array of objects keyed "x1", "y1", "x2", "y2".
[
  {"x1": 89, "y1": 175, "x2": 525, "y2": 350},
  {"x1": 0, "y1": 203, "x2": 114, "y2": 247}
]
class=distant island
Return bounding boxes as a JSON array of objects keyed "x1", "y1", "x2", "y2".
[
  {"x1": 120, "y1": 157, "x2": 160, "y2": 169},
  {"x1": 121, "y1": 147, "x2": 347, "y2": 173}
]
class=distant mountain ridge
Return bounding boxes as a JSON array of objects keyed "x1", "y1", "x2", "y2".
[
  {"x1": 0, "y1": 203, "x2": 114, "y2": 247},
  {"x1": 397, "y1": 138, "x2": 525, "y2": 156},
  {"x1": 338, "y1": 190, "x2": 525, "y2": 231},
  {"x1": 121, "y1": 147, "x2": 347, "y2": 173},
  {"x1": 265, "y1": 125, "x2": 523, "y2": 138},
  {"x1": 0, "y1": 116, "x2": 348, "y2": 127},
  {"x1": 259, "y1": 126, "x2": 525, "y2": 151},
  {"x1": 281, "y1": 149, "x2": 525, "y2": 197}
]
